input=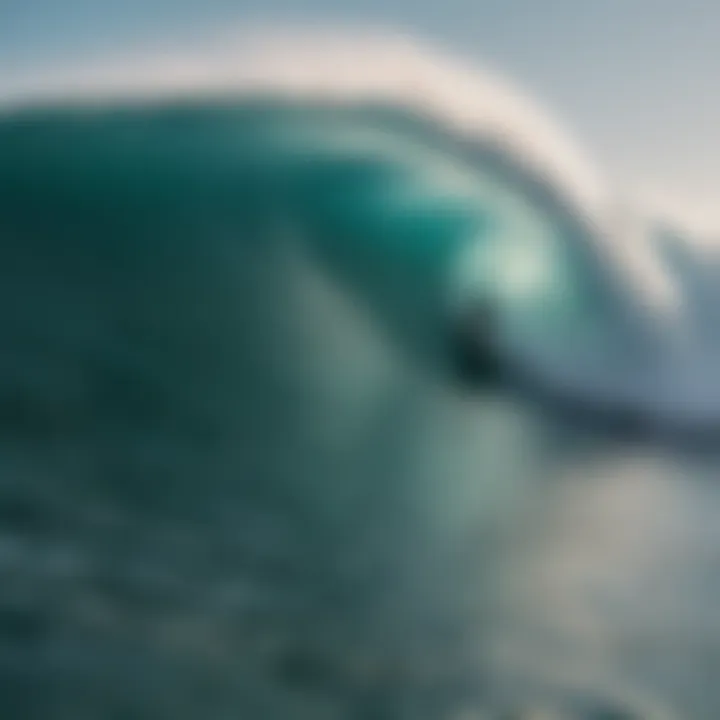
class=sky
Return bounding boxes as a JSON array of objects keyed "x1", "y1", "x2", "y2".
[{"x1": 2, "y1": 0, "x2": 718, "y2": 235}]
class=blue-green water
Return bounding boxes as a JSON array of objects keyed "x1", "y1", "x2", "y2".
[{"x1": 0, "y1": 84, "x2": 718, "y2": 719}]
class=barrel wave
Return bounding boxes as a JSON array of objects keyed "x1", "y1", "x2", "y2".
[{"x1": 0, "y1": 29, "x2": 716, "y2": 719}]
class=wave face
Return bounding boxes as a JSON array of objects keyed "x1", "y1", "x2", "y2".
[{"x1": 0, "y1": 29, "x2": 718, "y2": 719}]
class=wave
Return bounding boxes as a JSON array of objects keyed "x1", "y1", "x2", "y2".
[{"x1": 4, "y1": 28, "x2": 699, "y2": 426}]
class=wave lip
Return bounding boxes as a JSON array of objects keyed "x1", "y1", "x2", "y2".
[{"x1": 0, "y1": 27, "x2": 611, "y2": 227}]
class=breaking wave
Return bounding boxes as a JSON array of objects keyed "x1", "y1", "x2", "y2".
[{"x1": 3, "y1": 28, "x2": 708, "y2": 423}]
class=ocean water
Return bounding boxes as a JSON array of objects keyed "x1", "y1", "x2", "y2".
[{"x1": 0, "y1": 31, "x2": 719, "y2": 719}]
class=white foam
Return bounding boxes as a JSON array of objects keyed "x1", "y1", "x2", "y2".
[{"x1": 0, "y1": 26, "x2": 611, "y2": 229}]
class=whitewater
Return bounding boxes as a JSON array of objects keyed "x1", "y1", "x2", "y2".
[{"x1": 1, "y1": 27, "x2": 720, "y2": 719}]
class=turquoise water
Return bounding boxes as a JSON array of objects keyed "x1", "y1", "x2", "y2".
[{"x1": 0, "y1": 94, "x2": 718, "y2": 718}]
